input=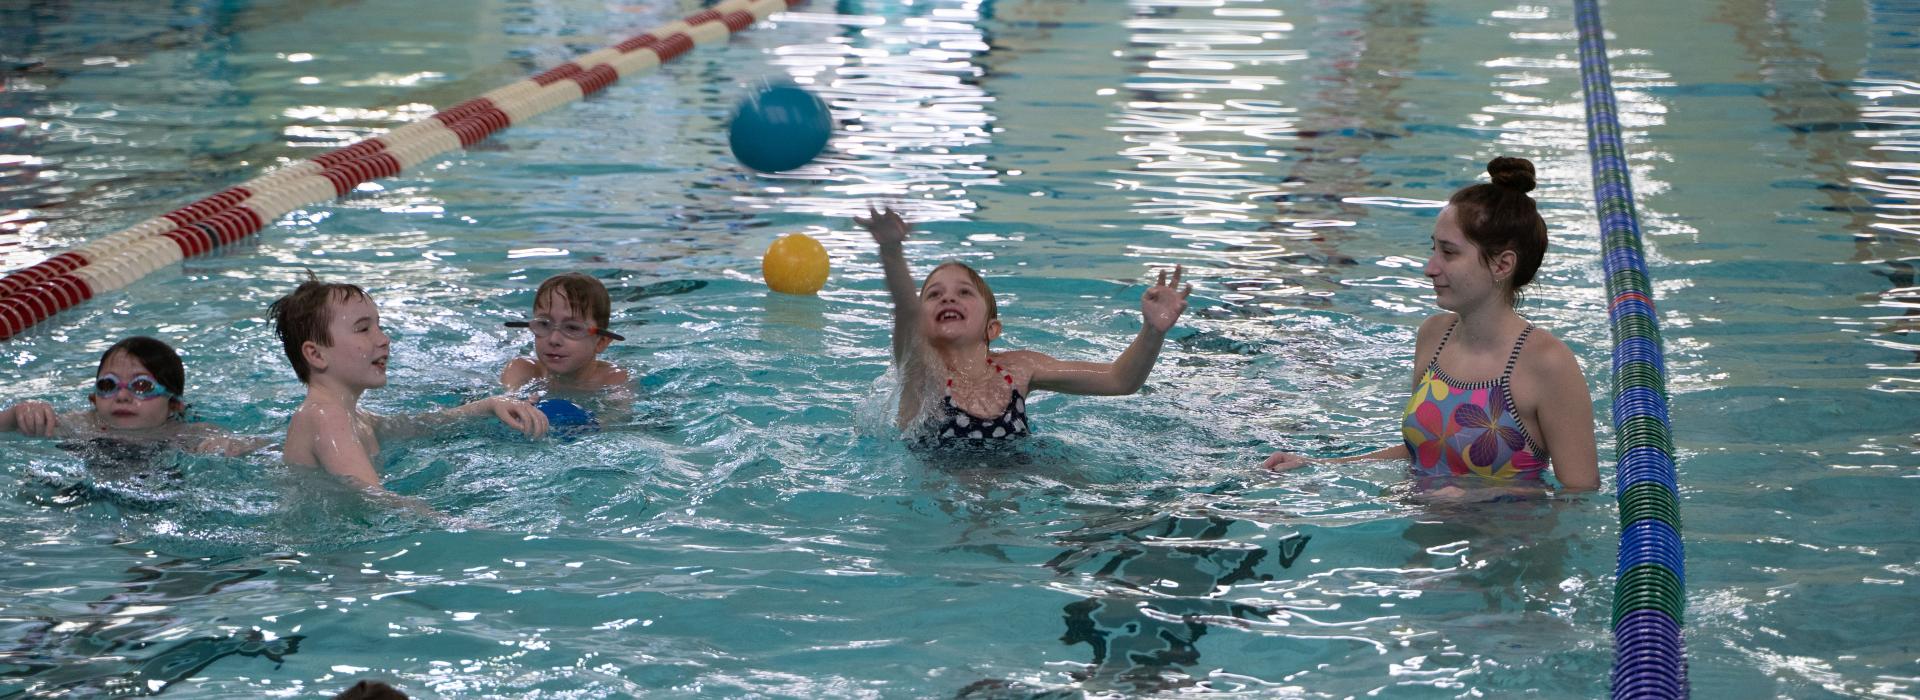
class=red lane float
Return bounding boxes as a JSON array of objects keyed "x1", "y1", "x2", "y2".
[{"x1": 0, "y1": 0, "x2": 805, "y2": 340}]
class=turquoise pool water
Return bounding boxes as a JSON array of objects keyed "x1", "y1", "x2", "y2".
[{"x1": 2, "y1": 0, "x2": 1916, "y2": 696}]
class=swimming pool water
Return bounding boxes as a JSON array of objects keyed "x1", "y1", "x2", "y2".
[{"x1": 1, "y1": 0, "x2": 1916, "y2": 697}]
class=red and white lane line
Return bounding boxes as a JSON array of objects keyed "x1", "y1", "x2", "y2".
[{"x1": 0, "y1": 0, "x2": 802, "y2": 340}]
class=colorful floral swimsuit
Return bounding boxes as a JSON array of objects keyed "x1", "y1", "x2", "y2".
[
  {"x1": 924, "y1": 358, "x2": 1030, "y2": 442},
  {"x1": 1401, "y1": 321, "x2": 1549, "y2": 482}
]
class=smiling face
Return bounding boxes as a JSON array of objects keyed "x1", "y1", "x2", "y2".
[
  {"x1": 1424, "y1": 206, "x2": 1514, "y2": 313},
  {"x1": 89, "y1": 351, "x2": 180, "y2": 431},
  {"x1": 530, "y1": 289, "x2": 613, "y2": 378},
  {"x1": 306, "y1": 293, "x2": 390, "y2": 391},
  {"x1": 919, "y1": 263, "x2": 1000, "y2": 347}
]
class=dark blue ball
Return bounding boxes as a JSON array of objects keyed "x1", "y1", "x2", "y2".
[
  {"x1": 536, "y1": 399, "x2": 597, "y2": 428},
  {"x1": 728, "y1": 84, "x2": 833, "y2": 173}
]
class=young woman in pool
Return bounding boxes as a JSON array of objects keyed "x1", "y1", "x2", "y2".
[
  {"x1": 1261, "y1": 157, "x2": 1599, "y2": 494},
  {"x1": 0, "y1": 336, "x2": 262, "y2": 457},
  {"x1": 856, "y1": 206, "x2": 1191, "y2": 443}
]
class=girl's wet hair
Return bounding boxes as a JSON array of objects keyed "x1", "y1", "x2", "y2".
[
  {"x1": 97, "y1": 336, "x2": 185, "y2": 400},
  {"x1": 920, "y1": 261, "x2": 997, "y2": 320},
  {"x1": 1447, "y1": 156, "x2": 1549, "y2": 306}
]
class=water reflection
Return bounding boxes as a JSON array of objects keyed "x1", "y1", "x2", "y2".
[
  {"x1": 0, "y1": 556, "x2": 300, "y2": 697},
  {"x1": 1, "y1": 0, "x2": 1915, "y2": 697},
  {"x1": 1718, "y1": 0, "x2": 1920, "y2": 389},
  {"x1": 1045, "y1": 511, "x2": 1309, "y2": 693}
]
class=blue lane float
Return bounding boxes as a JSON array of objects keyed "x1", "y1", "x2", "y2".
[{"x1": 1574, "y1": 0, "x2": 1689, "y2": 697}]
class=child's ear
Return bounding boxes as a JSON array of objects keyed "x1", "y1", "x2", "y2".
[
  {"x1": 594, "y1": 336, "x2": 613, "y2": 354},
  {"x1": 301, "y1": 340, "x2": 327, "y2": 374},
  {"x1": 985, "y1": 318, "x2": 1002, "y2": 343}
]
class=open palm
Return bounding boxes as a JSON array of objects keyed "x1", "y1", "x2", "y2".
[
  {"x1": 1141, "y1": 265, "x2": 1192, "y2": 334},
  {"x1": 855, "y1": 206, "x2": 911, "y2": 245}
]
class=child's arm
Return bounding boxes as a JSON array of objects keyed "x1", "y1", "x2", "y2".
[
  {"x1": 0, "y1": 401, "x2": 61, "y2": 437},
  {"x1": 296, "y1": 408, "x2": 383, "y2": 489},
  {"x1": 372, "y1": 396, "x2": 548, "y2": 442},
  {"x1": 855, "y1": 206, "x2": 923, "y2": 365},
  {"x1": 1023, "y1": 266, "x2": 1192, "y2": 396},
  {"x1": 856, "y1": 207, "x2": 938, "y2": 427},
  {"x1": 182, "y1": 425, "x2": 272, "y2": 457}
]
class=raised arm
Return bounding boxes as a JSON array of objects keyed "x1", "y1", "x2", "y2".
[
  {"x1": 1026, "y1": 266, "x2": 1191, "y2": 396},
  {"x1": 855, "y1": 206, "x2": 922, "y2": 364}
]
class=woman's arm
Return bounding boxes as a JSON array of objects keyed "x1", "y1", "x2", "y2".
[
  {"x1": 1261, "y1": 314, "x2": 1451, "y2": 472},
  {"x1": 1530, "y1": 341, "x2": 1600, "y2": 491},
  {"x1": 1026, "y1": 266, "x2": 1190, "y2": 396},
  {"x1": 1262, "y1": 443, "x2": 1409, "y2": 471}
]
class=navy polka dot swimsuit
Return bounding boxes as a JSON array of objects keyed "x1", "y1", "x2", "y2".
[{"x1": 925, "y1": 358, "x2": 1030, "y2": 442}]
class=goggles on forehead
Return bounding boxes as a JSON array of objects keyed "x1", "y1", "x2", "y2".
[
  {"x1": 93, "y1": 373, "x2": 174, "y2": 401},
  {"x1": 506, "y1": 316, "x2": 624, "y2": 341}
]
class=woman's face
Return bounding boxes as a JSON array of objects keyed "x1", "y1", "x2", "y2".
[
  {"x1": 89, "y1": 351, "x2": 178, "y2": 431},
  {"x1": 1424, "y1": 207, "x2": 1507, "y2": 312}
]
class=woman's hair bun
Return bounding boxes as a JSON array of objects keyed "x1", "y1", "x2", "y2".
[{"x1": 1487, "y1": 156, "x2": 1536, "y2": 193}]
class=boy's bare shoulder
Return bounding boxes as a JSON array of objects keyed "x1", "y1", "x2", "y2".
[
  {"x1": 596, "y1": 362, "x2": 632, "y2": 387},
  {"x1": 289, "y1": 397, "x2": 359, "y2": 433},
  {"x1": 501, "y1": 357, "x2": 541, "y2": 385}
]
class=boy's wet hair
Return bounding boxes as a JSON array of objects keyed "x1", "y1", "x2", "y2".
[
  {"x1": 98, "y1": 336, "x2": 185, "y2": 401},
  {"x1": 534, "y1": 273, "x2": 612, "y2": 329},
  {"x1": 269, "y1": 277, "x2": 371, "y2": 383},
  {"x1": 920, "y1": 261, "x2": 997, "y2": 320},
  {"x1": 1447, "y1": 156, "x2": 1549, "y2": 306}
]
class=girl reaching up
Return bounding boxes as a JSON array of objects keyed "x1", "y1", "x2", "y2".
[{"x1": 857, "y1": 207, "x2": 1191, "y2": 444}]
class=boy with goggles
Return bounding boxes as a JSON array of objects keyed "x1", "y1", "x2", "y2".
[{"x1": 500, "y1": 273, "x2": 631, "y2": 395}]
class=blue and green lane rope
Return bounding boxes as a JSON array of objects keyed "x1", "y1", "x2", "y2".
[{"x1": 1573, "y1": 1, "x2": 1688, "y2": 697}]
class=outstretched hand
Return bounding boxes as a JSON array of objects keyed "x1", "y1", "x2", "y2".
[
  {"x1": 855, "y1": 206, "x2": 912, "y2": 246},
  {"x1": 1141, "y1": 265, "x2": 1192, "y2": 334},
  {"x1": 491, "y1": 397, "x2": 549, "y2": 439},
  {"x1": 1261, "y1": 451, "x2": 1310, "y2": 472}
]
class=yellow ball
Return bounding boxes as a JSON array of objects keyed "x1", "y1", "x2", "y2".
[{"x1": 762, "y1": 233, "x2": 830, "y2": 295}]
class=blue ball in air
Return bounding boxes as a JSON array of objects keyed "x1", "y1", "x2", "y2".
[{"x1": 728, "y1": 84, "x2": 833, "y2": 173}]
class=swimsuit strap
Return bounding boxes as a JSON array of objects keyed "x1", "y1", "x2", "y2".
[
  {"x1": 1500, "y1": 324, "x2": 1536, "y2": 382},
  {"x1": 947, "y1": 357, "x2": 1016, "y2": 392},
  {"x1": 1427, "y1": 319, "x2": 1459, "y2": 369}
]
